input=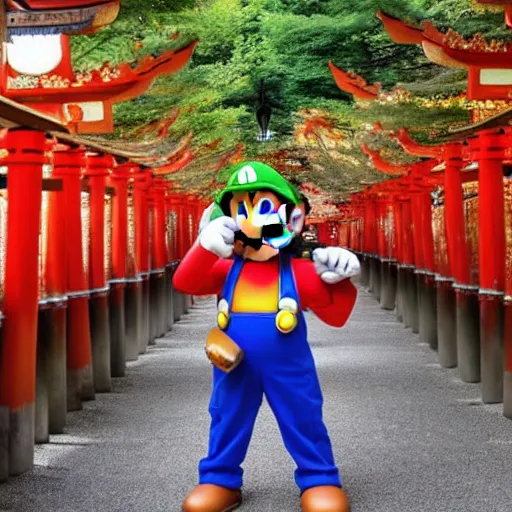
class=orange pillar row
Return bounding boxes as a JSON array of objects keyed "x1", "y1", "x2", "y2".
[
  {"x1": 0, "y1": 129, "x2": 45, "y2": 476},
  {"x1": 53, "y1": 146, "x2": 95, "y2": 411},
  {"x1": 86, "y1": 154, "x2": 112, "y2": 393}
]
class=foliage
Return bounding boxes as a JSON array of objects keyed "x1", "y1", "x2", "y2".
[{"x1": 70, "y1": 0, "x2": 512, "y2": 200}]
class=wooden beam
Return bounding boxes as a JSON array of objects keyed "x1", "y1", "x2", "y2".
[
  {"x1": 0, "y1": 177, "x2": 63, "y2": 190},
  {"x1": 42, "y1": 178, "x2": 63, "y2": 191},
  {"x1": 81, "y1": 181, "x2": 116, "y2": 196},
  {"x1": 0, "y1": 96, "x2": 69, "y2": 133}
]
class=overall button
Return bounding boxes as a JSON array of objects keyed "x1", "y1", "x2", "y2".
[
  {"x1": 217, "y1": 311, "x2": 229, "y2": 330},
  {"x1": 276, "y1": 309, "x2": 297, "y2": 334},
  {"x1": 217, "y1": 299, "x2": 230, "y2": 330}
]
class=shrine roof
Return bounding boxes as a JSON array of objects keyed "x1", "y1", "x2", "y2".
[
  {"x1": 328, "y1": 61, "x2": 380, "y2": 100},
  {"x1": 376, "y1": 10, "x2": 423, "y2": 44},
  {"x1": 395, "y1": 128, "x2": 444, "y2": 159},
  {"x1": 377, "y1": 10, "x2": 512, "y2": 69},
  {"x1": 51, "y1": 130, "x2": 193, "y2": 167},
  {"x1": 3, "y1": 40, "x2": 198, "y2": 105},
  {"x1": 7, "y1": 1, "x2": 120, "y2": 35},
  {"x1": 361, "y1": 143, "x2": 410, "y2": 176}
]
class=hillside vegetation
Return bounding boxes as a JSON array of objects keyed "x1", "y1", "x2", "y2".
[{"x1": 71, "y1": 0, "x2": 511, "y2": 201}]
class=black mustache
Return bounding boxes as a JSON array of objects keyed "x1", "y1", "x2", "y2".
[{"x1": 234, "y1": 224, "x2": 285, "y2": 250}]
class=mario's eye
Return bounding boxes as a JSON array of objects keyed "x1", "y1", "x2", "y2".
[
  {"x1": 256, "y1": 198, "x2": 274, "y2": 216},
  {"x1": 237, "y1": 202, "x2": 248, "y2": 218}
]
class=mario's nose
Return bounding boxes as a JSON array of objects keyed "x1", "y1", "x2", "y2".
[{"x1": 239, "y1": 219, "x2": 262, "y2": 239}]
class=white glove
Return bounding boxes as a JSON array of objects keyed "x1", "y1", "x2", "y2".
[
  {"x1": 198, "y1": 203, "x2": 217, "y2": 235},
  {"x1": 313, "y1": 247, "x2": 360, "y2": 284},
  {"x1": 199, "y1": 216, "x2": 237, "y2": 259}
]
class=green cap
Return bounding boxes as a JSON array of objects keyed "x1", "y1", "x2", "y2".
[{"x1": 216, "y1": 161, "x2": 301, "y2": 207}]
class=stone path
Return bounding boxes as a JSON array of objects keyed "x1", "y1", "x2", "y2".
[{"x1": 1, "y1": 290, "x2": 512, "y2": 512}]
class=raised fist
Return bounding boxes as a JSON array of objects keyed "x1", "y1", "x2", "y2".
[
  {"x1": 312, "y1": 247, "x2": 360, "y2": 284},
  {"x1": 199, "y1": 216, "x2": 238, "y2": 259}
]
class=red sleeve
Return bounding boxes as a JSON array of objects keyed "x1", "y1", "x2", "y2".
[
  {"x1": 172, "y1": 243, "x2": 232, "y2": 295},
  {"x1": 292, "y1": 258, "x2": 357, "y2": 328}
]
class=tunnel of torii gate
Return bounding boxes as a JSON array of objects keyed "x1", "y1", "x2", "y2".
[
  {"x1": 0, "y1": 0, "x2": 221, "y2": 481},
  {"x1": 0, "y1": 99, "x2": 217, "y2": 483},
  {"x1": 329, "y1": 7, "x2": 512, "y2": 424}
]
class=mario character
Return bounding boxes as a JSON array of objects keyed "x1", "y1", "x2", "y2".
[{"x1": 173, "y1": 162, "x2": 359, "y2": 512}]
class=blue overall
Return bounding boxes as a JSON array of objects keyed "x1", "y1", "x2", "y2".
[{"x1": 198, "y1": 253, "x2": 341, "y2": 493}]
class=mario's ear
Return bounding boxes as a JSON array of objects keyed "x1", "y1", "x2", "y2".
[
  {"x1": 285, "y1": 203, "x2": 295, "y2": 222},
  {"x1": 289, "y1": 206, "x2": 305, "y2": 234}
]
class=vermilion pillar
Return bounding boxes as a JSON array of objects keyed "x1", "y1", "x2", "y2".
[
  {"x1": 150, "y1": 179, "x2": 169, "y2": 339},
  {"x1": 134, "y1": 170, "x2": 151, "y2": 353},
  {"x1": 0, "y1": 129, "x2": 45, "y2": 476},
  {"x1": 393, "y1": 194, "x2": 405, "y2": 323},
  {"x1": 176, "y1": 195, "x2": 189, "y2": 315},
  {"x1": 37, "y1": 141, "x2": 67, "y2": 440},
  {"x1": 109, "y1": 162, "x2": 130, "y2": 377},
  {"x1": 165, "y1": 188, "x2": 176, "y2": 330},
  {"x1": 86, "y1": 154, "x2": 112, "y2": 392},
  {"x1": 168, "y1": 194, "x2": 184, "y2": 321},
  {"x1": 53, "y1": 146, "x2": 94, "y2": 411},
  {"x1": 355, "y1": 197, "x2": 370, "y2": 289},
  {"x1": 365, "y1": 195, "x2": 380, "y2": 299},
  {"x1": 435, "y1": 144, "x2": 462, "y2": 369},
  {"x1": 116, "y1": 163, "x2": 141, "y2": 362},
  {"x1": 444, "y1": 143, "x2": 480, "y2": 382},
  {"x1": 379, "y1": 197, "x2": 397, "y2": 311},
  {"x1": 401, "y1": 195, "x2": 419, "y2": 332},
  {"x1": 185, "y1": 195, "x2": 199, "y2": 309},
  {"x1": 177, "y1": 196, "x2": 188, "y2": 260},
  {"x1": 419, "y1": 183, "x2": 438, "y2": 350},
  {"x1": 471, "y1": 129, "x2": 507, "y2": 405}
]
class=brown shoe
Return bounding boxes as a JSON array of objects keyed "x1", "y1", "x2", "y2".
[
  {"x1": 182, "y1": 484, "x2": 242, "y2": 512},
  {"x1": 301, "y1": 486, "x2": 350, "y2": 512}
]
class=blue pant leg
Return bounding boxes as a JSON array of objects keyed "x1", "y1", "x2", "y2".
[
  {"x1": 262, "y1": 354, "x2": 341, "y2": 493},
  {"x1": 199, "y1": 362, "x2": 263, "y2": 489}
]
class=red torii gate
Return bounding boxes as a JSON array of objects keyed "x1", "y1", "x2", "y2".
[
  {"x1": 328, "y1": 53, "x2": 512, "y2": 416},
  {"x1": 377, "y1": 9, "x2": 512, "y2": 103},
  {"x1": 0, "y1": 102, "x2": 205, "y2": 481}
]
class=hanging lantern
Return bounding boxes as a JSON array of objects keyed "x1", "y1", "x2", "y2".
[{"x1": 256, "y1": 80, "x2": 272, "y2": 142}]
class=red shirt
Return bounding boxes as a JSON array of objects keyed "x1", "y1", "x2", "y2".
[{"x1": 173, "y1": 243, "x2": 357, "y2": 328}]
